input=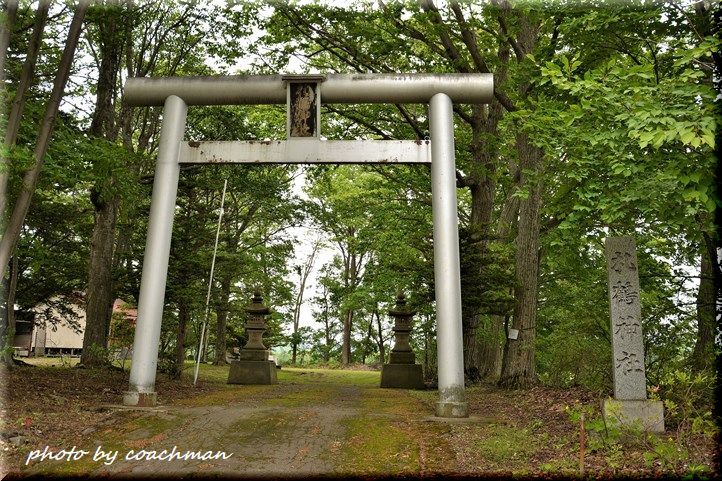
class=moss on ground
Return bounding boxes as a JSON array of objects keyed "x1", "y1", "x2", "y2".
[
  {"x1": 335, "y1": 379, "x2": 457, "y2": 475},
  {"x1": 475, "y1": 424, "x2": 544, "y2": 466},
  {"x1": 337, "y1": 415, "x2": 420, "y2": 475},
  {"x1": 173, "y1": 384, "x2": 274, "y2": 407},
  {"x1": 280, "y1": 367, "x2": 380, "y2": 386},
  {"x1": 266, "y1": 385, "x2": 333, "y2": 407}
]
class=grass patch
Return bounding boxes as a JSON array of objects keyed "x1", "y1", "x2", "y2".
[
  {"x1": 19, "y1": 356, "x2": 81, "y2": 368},
  {"x1": 361, "y1": 387, "x2": 425, "y2": 416},
  {"x1": 337, "y1": 416, "x2": 420, "y2": 475},
  {"x1": 173, "y1": 384, "x2": 275, "y2": 407},
  {"x1": 279, "y1": 367, "x2": 380, "y2": 386},
  {"x1": 334, "y1": 379, "x2": 444, "y2": 474},
  {"x1": 476, "y1": 424, "x2": 544, "y2": 467},
  {"x1": 539, "y1": 458, "x2": 579, "y2": 474}
]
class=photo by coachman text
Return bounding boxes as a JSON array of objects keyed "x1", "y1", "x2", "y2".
[{"x1": 25, "y1": 446, "x2": 233, "y2": 466}]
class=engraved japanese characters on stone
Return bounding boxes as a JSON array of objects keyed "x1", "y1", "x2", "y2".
[
  {"x1": 610, "y1": 250, "x2": 637, "y2": 273},
  {"x1": 615, "y1": 351, "x2": 644, "y2": 375},
  {"x1": 604, "y1": 237, "x2": 664, "y2": 429},
  {"x1": 614, "y1": 315, "x2": 641, "y2": 341},
  {"x1": 611, "y1": 280, "x2": 638, "y2": 305}
]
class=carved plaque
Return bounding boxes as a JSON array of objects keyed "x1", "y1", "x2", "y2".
[{"x1": 289, "y1": 83, "x2": 317, "y2": 137}]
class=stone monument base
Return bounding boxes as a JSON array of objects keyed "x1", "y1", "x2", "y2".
[
  {"x1": 602, "y1": 398, "x2": 665, "y2": 433},
  {"x1": 227, "y1": 360, "x2": 277, "y2": 385},
  {"x1": 380, "y1": 363, "x2": 425, "y2": 389}
]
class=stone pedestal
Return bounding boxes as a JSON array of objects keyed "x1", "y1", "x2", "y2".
[
  {"x1": 381, "y1": 363, "x2": 424, "y2": 389},
  {"x1": 227, "y1": 291, "x2": 277, "y2": 385},
  {"x1": 602, "y1": 399, "x2": 665, "y2": 433},
  {"x1": 228, "y1": 360, "x2": 277, "y2": 385},
  {"x1": 603, "y1": 237, "x2": 664, "y2": 432},
  {"x1": 380, "y1": 293, "x2": 425, "y2": 390}
]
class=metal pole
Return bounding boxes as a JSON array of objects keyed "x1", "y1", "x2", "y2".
[
  {"x1": 193, "y1": 178, "x2": 228, "y2": 385},
  {"x1": 429, "y1": 93, "x2": 468, "y2": 418},
  {"x1": 123, "y1": 95, "x2": 187, "y2": 406}
]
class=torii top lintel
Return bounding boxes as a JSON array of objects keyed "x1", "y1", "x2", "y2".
[{"x1": 123, "y1": 73, "x2": 494, "y2": 107}]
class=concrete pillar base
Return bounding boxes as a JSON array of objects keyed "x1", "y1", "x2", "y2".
[
  {"x1": 380, "y1": 363, "x2": 425, "y2": 389},
  {"x1": 602, "y1": 398, "x2": 665, "y2": 433},
  {"x1": 122, "y1": 391, "x2": 158, "y2": 407},
  {"x1": 227, "y1": 360, "x2": 277, "y2": 385},
  {"x1": 435, "y1": 401, "x2": 468, "y2": 418}
]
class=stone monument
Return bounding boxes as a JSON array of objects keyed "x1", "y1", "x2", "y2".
[
  {"x1": 603, "y1": 236, "x2": 664, "y2": 432},
  {"x1": 380, "y1": 293, "x2": 425, "y2": 389},
  {"x1": 227, "y1": 291, "x2": 277, "y2": 385}
]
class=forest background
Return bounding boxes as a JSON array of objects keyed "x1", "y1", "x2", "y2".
[{"x1": 0, "y1": 0, "x2": 718, "y2": 419}]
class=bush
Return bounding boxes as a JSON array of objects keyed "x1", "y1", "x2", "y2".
[{"x1": 653, "y1": 370, "x2": 715, "y2": 435}]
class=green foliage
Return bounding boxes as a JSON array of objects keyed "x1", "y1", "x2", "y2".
[
  {"x1": 654, "y1": 370, "x2": 716, "y2": 436},
  {"x1": 566, "y1": 396, "x2": 715, "y2": 475},
  {"x1": 459, "y1": 227, "x2": 515, "y2": 319}
]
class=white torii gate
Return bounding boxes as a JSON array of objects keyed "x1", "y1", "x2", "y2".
[{"x1": 122, "y1": 73, "x2": 493, "y2": 418}]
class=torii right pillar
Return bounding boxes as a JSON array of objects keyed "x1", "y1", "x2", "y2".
[{"x1": 429, "y1": 93, "x2": 468, "y2": 418}]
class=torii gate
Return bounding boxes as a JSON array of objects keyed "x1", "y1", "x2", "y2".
[{"x1": 122, "y1": 73, "x2": 493, "y2": 418}]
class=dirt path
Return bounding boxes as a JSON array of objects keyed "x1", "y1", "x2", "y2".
[{"x1": 93, "y1": 374, "x2": 370, "y2": 476}]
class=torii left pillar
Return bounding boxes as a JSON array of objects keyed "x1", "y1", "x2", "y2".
[{"x1": 123, "y1": 95, "x2": 187, "y2": 406}]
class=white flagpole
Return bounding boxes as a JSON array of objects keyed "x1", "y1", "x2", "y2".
[{"x1": 194, "y1": 178, "x2": 228, "y2": 386}]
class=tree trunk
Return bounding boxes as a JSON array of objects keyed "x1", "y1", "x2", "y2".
[
  {"x1": 0, "y1": 0, "x2": 49, "y2": 229},
  {"x1": 173, "y1": 300, "x2": 190, "y2": 380},
  {"x1": 81, "y1": 198, "x2": 117, "y2": 365},
  {"x1": 691, "y1": 240, "x2": 715, "y2": 372},
  {"x1": 475, "y1": 32, "x2": 518, "y2": 379},
  {"x1": 322, "y1": 291, "x2": 331, "y2": 362},
  {"x1": 692, "y1": 3, "x2": 722, "y2": 348},
  {"x1": 340, "y1": 245, "x2": 359, "y2": 366},
  {"x1": 0, "y1": 0, "x2": 18, "y2": 85},
  {"x1": 0, "y1": 1, "x2": 88, "y2": 281},
  {"x1": 461, "y1": 106, "x2": 499, "y2": 380},
  {"x1": 478, "y1": 194, "x2": 520, "y2": 380},
  {"x1": 2, "y1": 255, "x2": 18, "y2": 366},
  {"x1": 81, "y1": 4, "x2": 126, "y2": 366},
  {"x1": 0, "y1": 2, "x2": 42, "y2": 341},
  {"x1": 341, "y1": 309, "x2": 353, "y2": 365},
  {"x1": 291, "y1": 243, "x2": 318, "y2": 365},
  {"x1": 362, "y1": 318, "x2": 374, "y2": 364},
  {"x1": 214, "y1": 275, "x2": 231, "y2": 365},
  {"x1": 499, "y1": 133, "x2": 543, "y2": 389},
  {"x1": 424, "y1": 327, "x2": 429, "y2": 374},
  {"x1": 374, "y1": 308, "x2": 385, "y2": 363}
]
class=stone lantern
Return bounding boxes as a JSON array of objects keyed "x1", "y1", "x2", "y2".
[
  {"x1": 227, "y1": 290, "x2": 277, "y2": 385},
  {"x1": 380, "y1": 293, "x2": 425, "y2": 389}
]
